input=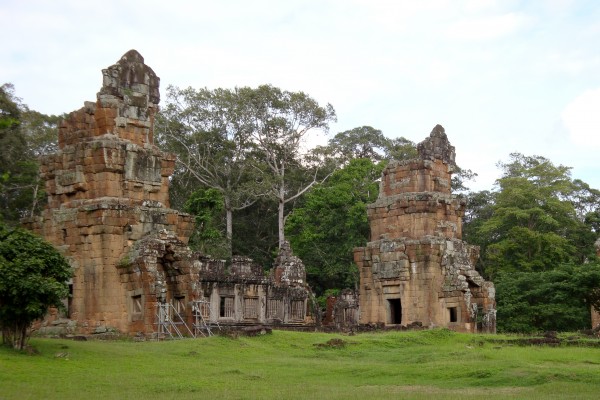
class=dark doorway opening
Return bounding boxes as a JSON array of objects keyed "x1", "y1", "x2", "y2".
[
  {"x1": 448, "y1": 307, "x2": 457, "y2": 323},
  {"x1": 67, "y1": 284, "x2": 73, "y2": 317},
  {"x1": 388, "y1": 298, "x2": 402, "y2": 324}
]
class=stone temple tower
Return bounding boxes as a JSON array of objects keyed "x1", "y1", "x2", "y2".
[
  {"x1": 24, "y1": 50, "x2": 197, "y2": 334},
  {"x1": 354, "y1": 125, "x2": 496, "y2": 333}
]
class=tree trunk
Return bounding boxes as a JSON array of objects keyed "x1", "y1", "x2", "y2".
[
  {"x1": 278, "y1": 197, "x2": 285, "y2": 249},
  {"x1": 2, "y1": 323, "x2": 29, "y2": 350},
  {"x1": 18, "y1": 323, "x2": 27, "y2": 350},
  {"x1": 30, "y1": 177, "x2": 40, "y2": 218},
  {"x1": 225, "y1": 199, "x2": 233, "y2": 258}
]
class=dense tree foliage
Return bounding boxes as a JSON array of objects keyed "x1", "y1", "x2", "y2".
[
  {"x1": 157, "y1": 86, "x2": 260, "y2": 256},
  {"x1": 233, "y1": 197, "x2": 280, "y2": 266},
  {"x1": 0, "y1": 84, "x2": 59, "y2": 224},
  {"x1": 157, "y1": 84, "x2": 336, "y2": 254},
  {"x1": 321, "y1": 126, "x2": 391, "y2": 162},
  {"x1": 183, "y1": 188, "x2": 226, "y2": 257},
  {"x1": 239, "y1": 85, "x2": 336, "y2": 249},
  {"x1": 1, "y1": 83, "x2": 31, "y2": 223},
  {"x1": 463, "y1": 153, "x2": 599, "y2": 278},
  {"x1": 460, "y1": 153, "x2": 600, "y2": 332},
  {"x1": 495, "y1": 262, "x2": 600, "y2": 333},
  {"x1": 0, "y1": 223, "x2": 71, "y2": 349},
  {"x1": 286, "y1": 159, "x2": 384, "y2": 294},
  {"x1": 315, "y1": 126, "x2": 418, "y2": 164}
]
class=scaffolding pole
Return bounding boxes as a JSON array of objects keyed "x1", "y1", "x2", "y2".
[
  {"x1": 192, "y1": 300, "x2": 221, "y2": 337},
  {"x1": 155, "y1": 302, "x2": 195, "y2": 340}
]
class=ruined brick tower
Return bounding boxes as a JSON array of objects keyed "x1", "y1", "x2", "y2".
[
  {"x1": 354, "y1": 125, "x2": 496, "y2": 333},
  {"x1": 25, "y1": 50, "x2": 197, "y2": 334}
]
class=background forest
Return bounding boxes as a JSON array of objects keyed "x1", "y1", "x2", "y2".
[{"x1": 2, "y1": 82, "x2": 600, "y2": 333}]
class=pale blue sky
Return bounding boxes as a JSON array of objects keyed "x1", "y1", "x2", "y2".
[{"x1": 2, "y1": 0, "x2": 599, "y2": 191}]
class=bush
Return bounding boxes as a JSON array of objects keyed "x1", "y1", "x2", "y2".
[
  {"x1": 496, "y1": 262, "x2": 600, "y2": 333},
  {"x1": 0, "y1": 224, "x2": 71, "y2": 349}
]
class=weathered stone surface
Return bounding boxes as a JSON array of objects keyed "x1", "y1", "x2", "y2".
[
  {"x1": 323, "y1": 289, "x2": 359, "y2": 329},
  {"x1": 185, "y1": 249, "x2": 311, "y2": 327},
  {"x1": 24, "y1": 50, "x2": 193, "y2": 334},
  {"x1": 354, "y1": 125, "x2": 496, "y2": 333},
  {"x1": 417, "y1": 124, "x2": 456, "y2": 167},
  {"x1": 273, "y1": 241, "x2": 307, "y2": 286}
]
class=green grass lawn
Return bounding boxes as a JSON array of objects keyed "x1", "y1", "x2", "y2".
[{"x1": 1, "y1": 329, "x2": 599, "y2": 399}]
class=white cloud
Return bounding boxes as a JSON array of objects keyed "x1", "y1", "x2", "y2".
[
  {"x1": 543, "y1": 0, "x2": 577, "y2": 13},
  {"x1": 351, "y1": 0, "x2": 454, "y2": 33},
  {"x1": 464, "y1": 0, "x2": 501, "y2": 13},
  {"x1": 561, "y1": 88, "x2": 600, "y2": 147},
  {"x1": 424, "y1": 58, "x2": 454, "y2": 84},
  {"x1": 548, "y1": 50, "x2": 600, "y2": 76},
  {"x1": 446, "y1": 12, "x2": 530, "y2": 40}
]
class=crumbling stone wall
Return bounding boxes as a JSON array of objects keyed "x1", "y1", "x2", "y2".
[
  {"x1": 24, "y1": 50, "x2": 194, "y2": 334},
  {"x1": 273, "y1": 241, "x2": 307, "y2": 286},
  {"x1": 193, "y1": 243, "x2": 311, "y2": 327},
  {"x1": 118, "y1": 230, "x2": 200, "y2": 332},
  {"x1": 354, "y1": 125, "x2": 496, "y2": 333},
  {"x1": 323, "y1": 289, "x2": 359, "y2": 329}
]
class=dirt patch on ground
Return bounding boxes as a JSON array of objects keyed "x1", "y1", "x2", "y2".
[{"x1": 314, "y1": 338, "x2": 348, "y2": 349}]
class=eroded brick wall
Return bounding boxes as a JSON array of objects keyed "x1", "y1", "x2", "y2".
[{"x1": 24, "y1": 50, "x2": 193, "y2": 333}]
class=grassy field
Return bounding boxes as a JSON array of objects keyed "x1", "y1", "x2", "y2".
[{"x1": 1, "y1": 329, "x2": 599, "y2": 399}]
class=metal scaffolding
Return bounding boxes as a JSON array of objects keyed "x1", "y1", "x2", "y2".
[
  {"x1": 192, "y1": 299, "x2": 220, "y2": 337},
  {"x1": 155, "y1": 302, "x2": 195, "y2": 340}
]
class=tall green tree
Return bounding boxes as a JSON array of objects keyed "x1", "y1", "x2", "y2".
[
  {"x1": 464, "y1": 153, "x2": 599, "y2": 278},
  {"x1": 315, "y1": 126, "x2": 418, "y2": 165},
  {"x1": 0, "y1": 84, "x2": 27, "y2": 223},
  {"x1": 0, "y1": 84, "x2": 59, "y2": 224},
  {"x1": 239, "y1": 84, "x2": 336, "y2": 249},
  {"x1": 156, "y1": 86, "x2": 259, "y2": 257},
  {"x1": 324, "y1": 126, "x2": 390, "y2": 162},
  {"x1": 20, "y1": 110, "x2": 61, "y2": 157},
  {"x1": 385, "y1": 136, "x2": 419, "y2": 161},
  {"x1": 0, "y1": 223, "x2": 71, "y2": 349},
  {"x1": 286, "y1": 158, "x2": 384, "y2": 294}
]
